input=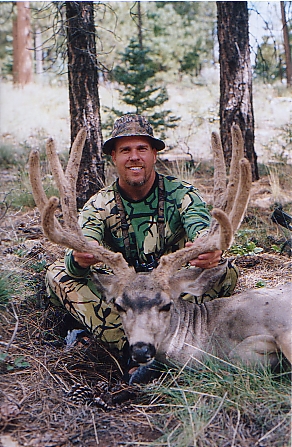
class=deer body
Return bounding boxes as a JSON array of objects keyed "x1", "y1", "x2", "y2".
[
  {"x1": 167, "y1": 284, "x2": 291, "y2": 368},
  {"x1": 93, "y1": 266, "x2": 291, "y2": 369}
]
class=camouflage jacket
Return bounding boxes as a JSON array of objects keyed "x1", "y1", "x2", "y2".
[{"x1": 65, "y1": 173, "x2": 211, "y2": 277}]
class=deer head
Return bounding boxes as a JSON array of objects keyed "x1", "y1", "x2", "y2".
[{"x1": 29, "y1": 125, "x2": 252, "y2": 364}]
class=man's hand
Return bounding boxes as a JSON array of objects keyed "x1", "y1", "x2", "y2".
[
  {"x1": 185, "y1": 241, "x2": 222, "y2": 269},
  {"x1": 72, "y1": 241, "x2": 100, "y2": 268}
]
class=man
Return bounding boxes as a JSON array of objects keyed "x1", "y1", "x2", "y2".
[{"x1": 46, "y1": 114, "x2": 238, "y2": 357}]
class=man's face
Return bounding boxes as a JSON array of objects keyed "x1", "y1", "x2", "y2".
[{"x1": 111, "y1": 136, "x2": 157, "y2": 190}]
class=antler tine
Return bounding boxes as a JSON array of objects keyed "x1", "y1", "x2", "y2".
[
  {"x1": 46, "y1": 138, "x2": 66, "y2": 199},
  {"x1": 230, "y1": 158, "x2": 252, "y2": 232},
  {"x1": 29, "y1": 150, "x2": 48, "y2": 211},
  {"x1": 224, "y1": 124, "x2": 244, "y2": 215},
  {"x1": 41, "y1": 196, "x2": 84, "y2": 249},
  {"x1": 46, "y1": 135, "x2": 83, "y2": 233},
  {"x1": 217, "y1": 124, "x2": 251, "y2": 232},
  {"x1": 211, "y1": 131, "x2": 227, "y2": 209},
  {"x1": 65, "y1": 128, "x2": 87, "y2": 192},
  {"x1": 29, "y1": 149, "x2": 63, "y2": 233}
]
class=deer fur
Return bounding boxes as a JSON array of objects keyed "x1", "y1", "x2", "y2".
[{"x1": 29, "y1": 126, "x2": 291, "y2": 371}]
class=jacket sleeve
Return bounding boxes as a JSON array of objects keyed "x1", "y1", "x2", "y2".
[
  {"x1": 64, "y1": 193, "x2": 106, "y2": 277},
  {"x1": 64, "y1": 249, "x2": 91, "y2": 278},
  {"x1": 180, "y1": 188, "x2": 211, "y2": 241}
]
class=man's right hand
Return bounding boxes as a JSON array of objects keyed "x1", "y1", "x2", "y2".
[{"x1": 72, "y1": 240, "x2": 100, "y2": 268}]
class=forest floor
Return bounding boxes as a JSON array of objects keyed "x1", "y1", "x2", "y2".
[{"x1": 0, "y1": 162, "x2": 292, "y2": 447}]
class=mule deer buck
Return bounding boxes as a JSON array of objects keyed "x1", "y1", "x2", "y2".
[{"x1": 29, "y1": 126, "x2": 291, "y2": 374}]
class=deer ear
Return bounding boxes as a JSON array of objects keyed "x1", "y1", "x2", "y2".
[
  {"x1": 169, "y1": 261, "x2": 228, "y2": 299},
  {"x1": 91, "y1": 272, "x2": 121, "y2": 303}
]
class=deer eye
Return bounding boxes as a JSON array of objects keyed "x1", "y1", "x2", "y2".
[
  {"x1": 114, "y1": 303, "x2": 125, "y2": 313},
  {"x1": 160, "y1": 303, "x2": 172, "y2": 312}
]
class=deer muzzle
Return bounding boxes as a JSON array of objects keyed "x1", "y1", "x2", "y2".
[{"x1": 130, "y1": 342, "x2": 156, "y2": 365}]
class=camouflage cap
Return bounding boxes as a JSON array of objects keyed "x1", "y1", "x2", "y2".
[{"x1": 102, "y1": 114, "x2": 165, "y2": 155}]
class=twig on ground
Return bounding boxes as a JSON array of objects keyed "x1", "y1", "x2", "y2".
[
  {"x1": 231, "y1": 408, "x2": 241, "y2": 447},
  {"x1": 255, "y1": 412, "x2": 292, "y2": 446},
  {"x1": 5, "y1": 303, "x2": 19, "y2": 352},
  {"x1": 201, "y1": 391, "x2": 228, "y2": 432},
  {"x1": 91, "y1": 409, "x2": 100, "y2": 445}
]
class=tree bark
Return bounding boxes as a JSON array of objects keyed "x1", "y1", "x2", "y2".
[
  {"x1": 66, "y1": 1, "x2": 104, "y2": 210},
  {"x1": 280, "y1": 1, "x2": 292, "y2": 88},
  {"x1": 137, "y1": 1, "x2": 143, "y2": 50},
  {"x1": 13, "y1": 2, "x2": 33, "y2": 86},
  {"x1": 35, "y1": 26, "x2": 43, "y2": 75},
  {"x1": 217, "y1": 1, "x2": 258, "y2": 181}
]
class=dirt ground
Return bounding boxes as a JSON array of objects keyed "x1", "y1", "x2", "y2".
[
  {"x1": 0, "y1": 215, "x2": 163, "y2": 447},
  {"x1": 0, "y1": 172, "x2": 291, "y2": 447}
]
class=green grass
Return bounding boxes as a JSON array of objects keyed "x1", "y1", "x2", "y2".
[
  {"x1": 0, "y1": 141, "x2": 29, "y2": 169},
  {"x1": 0, "y1": 171, "x2": 60, "y2": 210},
  {"x1": 0, "y1": 266, "x2": 36, "y2": 309},
  {"x1": 0, "y1": 270, "x2": 15, "y2": 306},
  {"x1": 144, "y1": 361, "x2": 291, "y2": 446},
  {"x1": 0, "y1": 136, "x2": 62, "y2": 211}
]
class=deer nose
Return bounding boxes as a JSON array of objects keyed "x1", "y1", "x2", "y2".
[{"x1": 130, "y1": 342, "x2": 156, "y2": 364}]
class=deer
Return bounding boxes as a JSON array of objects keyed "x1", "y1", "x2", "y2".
[{"x1": 29, "y1": 125, "x2": 291, "y2": 378}]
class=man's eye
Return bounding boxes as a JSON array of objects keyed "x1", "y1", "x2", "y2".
[{"x1": 160, "y1": 303, "x2": 172, "y2": 312}]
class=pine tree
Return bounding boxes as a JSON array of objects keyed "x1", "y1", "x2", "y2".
[{"x1": 106, "y1": 38, "x2": 179, "y2": 139}]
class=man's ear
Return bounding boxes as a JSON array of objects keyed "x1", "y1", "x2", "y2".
[
  {"x1": 169, "y1": 261, "x2": 228, "y2": 299},
  {"x1": 111, "y1": 149, "x2": 116, "y2": 165}
]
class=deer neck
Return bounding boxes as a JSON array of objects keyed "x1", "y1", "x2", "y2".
[{"x1": 159, "y1": 300, "x2": 203, "y2": 365}]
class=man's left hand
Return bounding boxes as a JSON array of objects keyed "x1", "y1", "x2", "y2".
[{"x1": 185, "y1": 242, "x2": 222, "y2": 269}]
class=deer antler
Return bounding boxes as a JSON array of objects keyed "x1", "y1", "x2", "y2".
[
  {"x1": 29, "y1": 129, "x2": 129, "y2": 276},
  {"x1": 153, "y1": 124, "x2": 252, "y2": 278},
  {"x1": 29, "y1": 125, "x2": 251, "y2": 282}
]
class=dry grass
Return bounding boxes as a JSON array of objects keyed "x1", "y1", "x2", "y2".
[
  {"x1": 145, "y1": 361, "x2": 291, "y2": 447},
  {"x1": 0, "y1": 82, "x2": 70, "y2": 152},
  {"x1": 1, "y1": 79, "x2": 292, "y2": 164}
]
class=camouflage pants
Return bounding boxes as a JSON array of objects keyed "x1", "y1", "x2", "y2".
[{"x1": 46, "y1": 259, "x2": 239, "y2": 352}]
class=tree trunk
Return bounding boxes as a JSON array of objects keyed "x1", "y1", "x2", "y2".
[
  {"x1": 35, "y1": 26, "x2": 43, "y2": 75},
  {"x1": 280, "y1": 1, "x2": 292, "y2": 88},
  {"x1": 217, "y1": 1, "x2": 258, "y2": 181},
  {"x1": 66, "y1": 1, "x2": 104, "y2": 210},
  {"x1": 13, "y1": 2, "x2": 33, "y2": 86},
  {"x1": 137, "y1": 1, "x2": 143, "y2": 50}
]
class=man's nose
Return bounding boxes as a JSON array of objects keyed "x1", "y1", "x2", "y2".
[{"x1": 129, "y1": 149, "x2": 140, "y2": 160}]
